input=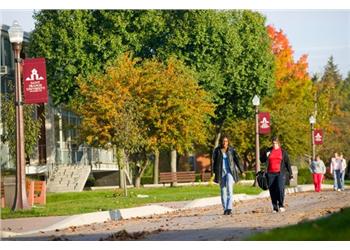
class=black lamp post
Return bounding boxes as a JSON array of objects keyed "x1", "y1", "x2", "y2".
[
  {"x1": 309, "y1": 115, "x2": 316, "y2": 160},
  {"x1": 252, "y1": 95, "x2": 260, "y2": 186},
  {"x1": 9, "y1": 20, "x2": 30, "y2": 210}
]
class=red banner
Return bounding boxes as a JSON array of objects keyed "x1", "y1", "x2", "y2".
[
  {"x1": 23, "y1": 58, "x2": 48, "y2": 104},
  {"x1": 314, "y1": 129, "x2": 323, "y2": 145},
  {"x1": 259, "y1": 112, "x2": 271, "y2": 134}
]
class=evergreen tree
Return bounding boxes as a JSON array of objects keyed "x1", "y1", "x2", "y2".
[{"x1": 321, "y1": 56, "x2": 342, "y2": 84}]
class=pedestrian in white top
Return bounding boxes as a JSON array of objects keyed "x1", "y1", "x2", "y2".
[
  {"x1": 330, "y1": 152, "x2": 339, "y2": 190},
  {"x1": 330, "y1": 152, "x2": 343, "y2": 191},
  {"x1": 340, "y1": 153, "x2": 347, "y2": 191}
]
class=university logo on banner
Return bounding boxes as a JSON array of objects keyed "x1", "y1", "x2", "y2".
[
  {"x1": 259, "y1": 112, "x2": 271, "y2": 134},
  {"x1": 314, "y1": 129, "x2": 323, "y2": 145},
  {"x1": 23, "y1": 58, "x2": 48, "y2": 104}
]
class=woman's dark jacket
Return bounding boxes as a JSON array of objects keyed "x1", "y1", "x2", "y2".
[
  {"x1": 260, "y1": 147, "x2": 293, "y2": 178},
  {"x1": 212, "y1": 146, "x2": 244, "y2": 183}
]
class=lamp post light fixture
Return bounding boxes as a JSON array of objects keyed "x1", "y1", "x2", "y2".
[
  {"x1": 9, "y1": 20, "x2": 30, "y2": 210},
  {"x1": 252, "y1": 95, "x2": 260, "y2": 186},
  {"x1": 309, "y1": 115, "x2": 316, "y2": 161}
]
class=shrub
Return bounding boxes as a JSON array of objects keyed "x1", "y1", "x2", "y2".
[
  {"x1": 85, "y1": 176, "x2": 96, "y2": 187},
  {"x1": 297, "y1": 168, "x2": 313, "y2": 184},
  {"x1": 141, "y1": 175, "x2": 154, "y2": 185},
  {"x1": 241, "y1": 171, "x2": 255, "y2": 180}
]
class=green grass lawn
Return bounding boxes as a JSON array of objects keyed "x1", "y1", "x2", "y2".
[
  {"x1": 1, "y1": 184, "x2": 261, "y2": 219},
  {"x1": 248, "y1": 206, "x2": 350, "y2": 240},
  {"x1": 323, "y1": 179, "x2": 350, "y2": 185}
]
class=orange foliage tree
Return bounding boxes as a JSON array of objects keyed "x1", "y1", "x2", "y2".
[
  {"x1": 73, "y1": 53, "x2": 214, "y2": 188},
  {"x1": 224, "y1": 26, "x2": 315, "y2": 166},
  {"x1": 260, "y1": 26, "x2": 316, "y2": 161}
]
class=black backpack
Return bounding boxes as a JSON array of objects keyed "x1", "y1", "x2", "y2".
[{"x1": 256, "y1": 170, "x2": 269, "y2": 190}]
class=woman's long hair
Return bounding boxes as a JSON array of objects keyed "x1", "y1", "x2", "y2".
[{"x1": 219, "y1": 135, "x2": 230, "y2": 149}]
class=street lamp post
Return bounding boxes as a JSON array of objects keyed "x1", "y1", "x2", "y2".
[
  {"x1": 9, "y1": 21, "x2": 30, "y2": 210},
  {"x1": 309, "y1": 115, "x2": 316, "y2": 160},
  {"x1": 252, "y1": 95, "x2": 260, "y2": 186}
]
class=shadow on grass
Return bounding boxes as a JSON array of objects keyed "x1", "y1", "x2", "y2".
[{"x1": 248, "y1": 206, "x2": 350, "y2": 240}]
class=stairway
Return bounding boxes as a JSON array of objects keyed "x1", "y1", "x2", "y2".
[{"x1": 47, "y1": 165, "x2": 91, "y2": 193}]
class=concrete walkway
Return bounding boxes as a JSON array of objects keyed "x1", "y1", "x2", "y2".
[{"x1": 0, "y1": 184, "x2": 339, "y2": 239}]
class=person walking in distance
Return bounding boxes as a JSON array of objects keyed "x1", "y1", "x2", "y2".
[
  {"x1": 261, "y1": 136, "x2": 293, "y2": 213},
  {"x1": 212, "y1": 135, "x2": 245, "y2": 215},
  {"x1": 330, "y1": 152, "x2": 343, "y2": 191},
  {"x1": 330, "y1": 153, "x2": 339, "y2": 190},
  {"x1": 340, "y1": 153, "x2": 347, "y2": 191},
  {"x1": 309, "y1": 155, "x2": 326, "y2": 192}
]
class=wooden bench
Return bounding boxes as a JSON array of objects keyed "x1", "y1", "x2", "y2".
[
  {"x1": 26, "y1": 180, "x2": 46, "y2": 206},
  {"x1": 1, "y1": 182, "x2": 5, "y2": 208},
  {"x1": 159, "y1": 172, "x2": 176, "y2": 185},
  {"x1": 176, "y1": 171, "x2": 195, "y2": 183},
  {"x1": 159, "y1": 171, "x2": 195, "y2": 185}
]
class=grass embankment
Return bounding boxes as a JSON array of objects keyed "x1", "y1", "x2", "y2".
[
  {"x1": 248, "y1": 207, "x2": 350, "y2": 240},
  {"x1": 1, "y1": 184, "x2": 261, "y2": 219}
]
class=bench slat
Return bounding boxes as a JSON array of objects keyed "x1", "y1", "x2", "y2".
[{"x1": 159, "y1": 171, "x2": 195, "y2": 184}]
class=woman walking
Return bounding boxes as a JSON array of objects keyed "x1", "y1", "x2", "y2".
[
  {"x1": 261, "y1": 136, "x2": 293, "y2": 213},
  {"x1": 309, "y1": 155, "x2": 326, "y2": 192},
  {"x1": 340, "y1": 153, "x2": 347, "y2": 191},
  {"x1": 212, "y1": 135, "x2": 245, "y2": 215},
  {"x1": 331, "y1": 152, "x2": 343, "y2": 191}
]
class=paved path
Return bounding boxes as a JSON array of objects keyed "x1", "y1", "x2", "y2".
[{"x1": 2, "y1": 185, "x2": 349, "y2": 240}]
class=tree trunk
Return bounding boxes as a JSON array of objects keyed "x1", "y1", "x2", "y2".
[
  {"x1": 153, "y1": 149, "x2": 159, "y2": 184},
  {"x1": 135, "y1": 174, "x2": 141, "y2": 188},
  {"x1": 116, "y1": 148, "x2": 128, "y2": 196},
  {"x1": 134, "y1": 152, "x2": 149, "y2": 189},
  {"x1": 135, "y1": 161, "x2": 148, "y2": 188},
  {"x1": 170, "y1": 149, "x2": 177, "y2": 187},
  {"x1": 214, "y1": 131, "x2": 221, "y2": 149}
]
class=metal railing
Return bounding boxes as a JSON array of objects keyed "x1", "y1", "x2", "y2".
[{"x1": 55, "y1": 146, "x2": 117, "y2": 168}]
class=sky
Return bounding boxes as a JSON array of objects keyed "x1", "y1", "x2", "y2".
[{"x1": 1, "y1": 7, "x2": 350, "y2": 78}]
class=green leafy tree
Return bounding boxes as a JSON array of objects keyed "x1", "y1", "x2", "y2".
[
  {"x1": 151, "y1": 10, "x2": 275, "y2": 144},
  {"x1": 30, "y1": 10, "x2": 274, "y2": 129},
  {"x1": 316, "y1": 58, "x2": 350, "y2": 161}
]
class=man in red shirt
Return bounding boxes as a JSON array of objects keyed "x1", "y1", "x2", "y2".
[{"x1": 261, "y1": 136, "x2": 293, "y2": 213}]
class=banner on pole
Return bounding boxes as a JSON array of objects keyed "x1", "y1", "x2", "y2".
[
  {"x1": 314, "y1": 129, "x2": 323, "y2": 145},
  {"x1": 259, "y1": 112, "x2": 271, "y2": 134},
  {"x1": 23, "y1": 58, "x2": 48, "y2": 104}
]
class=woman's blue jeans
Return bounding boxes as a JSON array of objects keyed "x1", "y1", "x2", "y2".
[{"x1": 220, "y1": 173, "x2": 234, "y2": 211}]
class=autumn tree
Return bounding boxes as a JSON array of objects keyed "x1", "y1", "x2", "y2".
[
  {"x1": 259, "y1": 26, "x2": 315, "y2": 162},
  {"x1": 72, "y1": 53, "x2": 144, "y2": 195},
  {"x1": 73, "y1": 53, "x2": 214, "y2": 188},
  {"x1": 222, "y1": 25, "x2": 313, "y2": 168}
]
